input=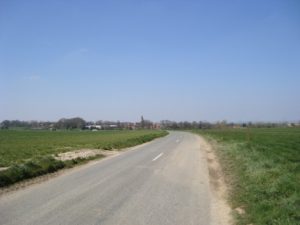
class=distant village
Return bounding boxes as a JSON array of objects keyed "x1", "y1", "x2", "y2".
[
  {"x1": 0, "y1": 116, "x2": 160, "y2": 131},
  {"x1": 1, "y1": 116, "x2": 300, "y2": 130}
]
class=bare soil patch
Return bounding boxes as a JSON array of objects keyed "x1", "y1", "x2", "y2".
[{"x1": 53, "y1": 149, "x2": 118, "y2": 161}]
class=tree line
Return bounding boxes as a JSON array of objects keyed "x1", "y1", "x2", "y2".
[
  {"x1": 1, "y1": 118, "x2": 299, "y2": 130},
  {"x1": 160, "y1": 120, "x2": 300, "y2": 129},
  {"x1": 0, "y1": 118, "x2": 86, "y2": 130}
]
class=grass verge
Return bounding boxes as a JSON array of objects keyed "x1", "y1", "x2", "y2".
[
  {"x1": 0, "y1": 155, "x2": 105, "y2": 187},
  {"x1": 193, "y1": 128, "x2": 300, "y2": 225}
]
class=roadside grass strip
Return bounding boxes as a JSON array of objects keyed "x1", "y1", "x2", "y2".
[{"x1": 194, "y1": 128, "x2": 300, "y2": 225}]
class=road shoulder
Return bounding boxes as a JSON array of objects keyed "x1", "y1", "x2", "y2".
[{"x1": 195, "y1": 134, "x2": 233, "y2": 225}]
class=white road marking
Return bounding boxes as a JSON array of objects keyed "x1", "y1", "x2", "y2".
[{"x1": 152, "y1": 153, "x2": 164, "y2": 161}]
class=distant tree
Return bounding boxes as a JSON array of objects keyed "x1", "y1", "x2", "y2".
[
  {"x1": 55, "y1": 117, "x2": 86, "y2": 130},
  {"x1": 143, "y1": 120, "x2": 153, "y2": 129},
  {"x1": 72, "y1": 117, "x2": 86, "y2": 129},
  {"x1": 192, "y1": 121, "x2": 198, "y2": 129},
  {"x1": 1, "y1": 120, "x2": 10, "y2": 129}
]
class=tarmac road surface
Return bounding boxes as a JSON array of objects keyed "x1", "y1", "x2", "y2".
[{"x1": 0, "y1": 131, "x2": 223, "y2": 225}]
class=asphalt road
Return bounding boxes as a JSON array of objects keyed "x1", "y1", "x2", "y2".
[{"x1": 0, "y1": 131, "x2": 222, "y2": 225}]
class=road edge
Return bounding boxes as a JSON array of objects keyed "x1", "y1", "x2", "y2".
[{"x1": 194, "y1": 133, "x2": 233, "y2": 225}]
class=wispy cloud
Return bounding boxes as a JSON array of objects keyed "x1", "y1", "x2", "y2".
[
  {"x1": 63, "y1": 48, "x2": 88, "y2": 60},
  {"x1": 24, "y1": 75, "x2": 41, "y2": 80}
]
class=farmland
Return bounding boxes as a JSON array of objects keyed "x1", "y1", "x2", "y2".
[
  {"x1": 194, "y1": 128, "x2": 300, "y2": 225},
  {"x1": 0, "y1": 130, "x2": 167, "y2": 186}
]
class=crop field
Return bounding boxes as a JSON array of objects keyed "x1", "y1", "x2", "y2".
[
  {"x1": 194, "y1": 128, "x2": 300, "y2": 225},
  {"x1": 0, "y1": 130, "x2": 167, "y2": 167},
  {"x1": 0, "y1": 130, "x2": 167, "y2": 186}
]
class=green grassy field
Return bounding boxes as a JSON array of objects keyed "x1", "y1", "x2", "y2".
[
  {"x1": 0, "y1": 130, "x2": 167, "y2": 187},
  {"x1": 194, "y1": 128, "x2": 300, "y2": 225},
  {"x1": 0, "y1": 130, "x2": 167, "y2": 167}
]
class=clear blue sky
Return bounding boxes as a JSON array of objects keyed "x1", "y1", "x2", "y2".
[{"x1": 1, "y1": 0, "x2": 299, "y2": 122}]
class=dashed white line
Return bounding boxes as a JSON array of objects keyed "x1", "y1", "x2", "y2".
[{"x1": 152, "y1": 153, "x2": 164, "y2": 161}]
